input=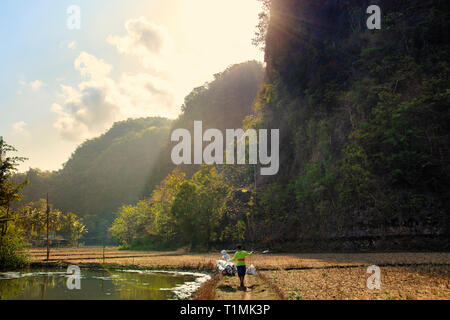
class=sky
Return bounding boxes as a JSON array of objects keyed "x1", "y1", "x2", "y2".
[{"x1": 0, "y1": 0, "x2": 264, "y2": 172}]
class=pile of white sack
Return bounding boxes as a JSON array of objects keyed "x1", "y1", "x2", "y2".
[
  {"x1": 246, "y1": 264, "x2": 257, "y2": 276},
  {"x1": 216, "y1": 250, "x2": 257, "y2": 276},
  {"x1": 216, "y1": 250, "x2": 237, "y2": 276},
  {"x1": 216, "y1": 259, "x2": 237, "y2": 276}
]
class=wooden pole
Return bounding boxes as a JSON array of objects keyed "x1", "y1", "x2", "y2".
[
  {"x1": 102, "y1": 241, "x2": 105, "y2": 264},
  {"x1": 0, "y1": 136, "x2": 5, "y2": 238},
  {"x1": 46, "y1": 193, "x2": 50, "y2": 261},
  {"x1": 252, "y1": 164, "x2": 257, "y2": 245}
]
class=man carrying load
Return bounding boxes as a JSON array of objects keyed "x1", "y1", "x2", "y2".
[{"x1": 230, "y1": 244, "x2": 253, "y2": 288}]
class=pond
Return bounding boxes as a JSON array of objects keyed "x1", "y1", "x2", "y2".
[{"x1": 0, "y1": 268, "x2": 210, "y2": 300}]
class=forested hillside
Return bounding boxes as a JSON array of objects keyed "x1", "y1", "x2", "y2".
[
  {"x1": 145, "y1": 61, "x2": 265, "y2": 193},
  {"x1": 246, "y1": 0, "x2": 450, "y2": 250},
  {"x1": 109, "y1": 61, "x2": 265, "y2": 249},
  {"x1": 13, "y1": 117, "x2": 172, "y2": 241}
]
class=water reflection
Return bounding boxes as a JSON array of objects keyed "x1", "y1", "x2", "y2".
[{"x1": 0, "y1": 269, "x2": 209, "y2": 300}]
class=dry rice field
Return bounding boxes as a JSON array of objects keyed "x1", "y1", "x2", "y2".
[
  {"x1": 28, "y1": 247, "x2": 450, "y2": 300},
  {"x1": 260, "y1": 265, "x2": 449, "y2": 300}
]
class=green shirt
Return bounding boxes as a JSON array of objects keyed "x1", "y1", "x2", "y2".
[{"x1": 230, "y1": 250, "x2": 253, "y2": 266}]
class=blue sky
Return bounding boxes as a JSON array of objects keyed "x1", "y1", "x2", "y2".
[{"x1": 0, "y1": 0, "x2": 263, "y2": 171}]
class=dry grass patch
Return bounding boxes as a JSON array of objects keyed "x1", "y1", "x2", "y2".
[
  {"x1": 261, "y1": 265, "x2": 450, "y2": 300},
  {"x1": 213, "y1": 275, "x2": 279, "y2": 300},
  {"x1": 28, "y1": 248, "x2": 450, "y2": 271}
]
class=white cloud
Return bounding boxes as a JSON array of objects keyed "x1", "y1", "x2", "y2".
[
  {"x1": 67, "y1": 41, "x2": 77, "y2": 49},
  {"x1": 108, "y1": 17, "x2": 171, "y2": 55},
  {"x1": 74, "y1": 52, "x2": 112, "y2": 80},
  {"x1": 12, "y1": 121, "x2": 29, "y2": 136},
  {"x1": 115, "y1": 72, "x2": 175, "y2": 115},
  {"x1": 52, "y1": 85, "x2": 120, "y2": 141},
  {"x1": 30, "y1": 80, "x2": 44, "y2": 90},
  {"x1": 107, "y1": 17, "x2": 173, "y2": 70},
  {"x1": 52, "y1": 51, "x2": 177, "y2": 142},
  {"x1": 19, "y1": 80, "x2": 46, "y2": 91},
  {"x1": 52, "y1": 18, "x2": 183, "y2": 142}
]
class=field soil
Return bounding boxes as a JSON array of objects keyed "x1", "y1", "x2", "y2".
[
  {"x1": 214, "y1": 275, "x2": 280, "y2": 300},
  {"x1": 261, "y1": 265, "x2": 449, "y2": 300},
  {"x1": 26, "y1": 247, "x2": 449, "y2": 300}
]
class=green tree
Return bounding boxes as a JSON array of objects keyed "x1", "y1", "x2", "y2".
[
  {"x1": 109, "y1": 205, "x2": 145, "y2": 246},
  {"x1": 62, "y1": 212, "x2": 87, "y2": 247},
  {"x1": 0, "y1": 138, "x2": 28, "y2": 268},
  {"x1": 252, "y1": 0, "x2": 271, "y2": 50},
  {"x1": 171, "y1": 167, "x2": 230, "y2": 249}
]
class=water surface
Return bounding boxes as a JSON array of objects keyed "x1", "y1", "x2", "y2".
[{"x1": 0, "y1": 268, "x2": 210, "y2": 300}]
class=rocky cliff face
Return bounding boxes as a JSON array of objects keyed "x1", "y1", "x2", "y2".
[{"x1": 251, "y1": 0, "x2": 449, "y2": 250}]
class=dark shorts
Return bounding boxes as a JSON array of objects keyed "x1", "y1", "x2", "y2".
[{"x1": 237, "y1": 265, "x2": 246, "y2": 277}]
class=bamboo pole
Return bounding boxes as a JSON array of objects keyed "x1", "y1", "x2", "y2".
[{"x1": 46, "y1": 193, "x2": 50, "y2": 261}]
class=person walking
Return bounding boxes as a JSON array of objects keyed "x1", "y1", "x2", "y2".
[{"x1": 230, "y1": 244, "x2": 253, "y2": 288}]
